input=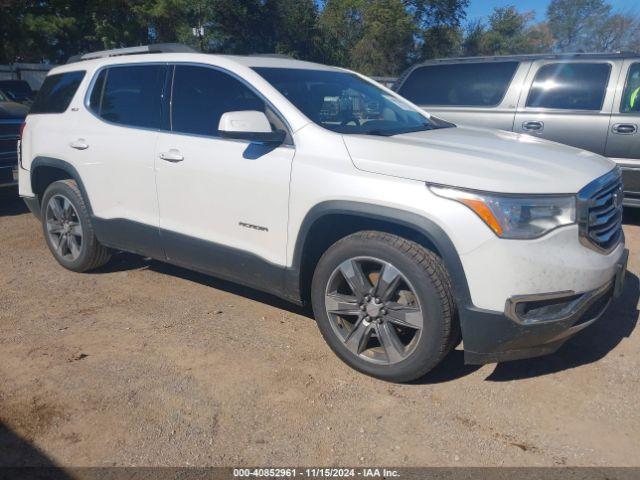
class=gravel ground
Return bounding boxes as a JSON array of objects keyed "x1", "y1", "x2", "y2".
[{"x1": 1, "y1": 186, "x2": 638, "y2": 468}]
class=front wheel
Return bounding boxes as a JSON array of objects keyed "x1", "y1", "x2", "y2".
[
  {"x1": 311, "y1": 231, "x2": 458, "y2": 382},
  {"x1": 41, "y1": 179, "x2": 111, "y2": 272}
]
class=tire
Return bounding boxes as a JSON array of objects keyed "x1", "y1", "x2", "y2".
[
  {"x1": 311, "y1": 231, "x2": 458, "y2": 382},
  {"x1": 41, "y1": 179, "x2": 111, "y2": 272}
]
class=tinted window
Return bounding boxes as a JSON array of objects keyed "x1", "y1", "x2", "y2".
[
  {"x1": 30, "y1": 71, "x2": 85, "y2": 114},
  {"x1": 254, "y1": 67, "x2": 448, "y2": 135},
  {"x1": 0, "y1": 80, "x2": 33, "y2": 94},
  {"x1": 527, "y1": 63, "x2": 611, "y2": 111},
  {"x1": 92, "y1": 65, "x2": 166, "y2": 129},
  {"x1": 171, "y1": 65, "x2": 266, "y2": 137},
  {"x1": 621, "y1": 63, "x2": 640, "y2": 113},
  {"x1": 397, "y1": 62, "x2": 518, "y2": 107},
  {"x1": 0, "y1": 80, "x2": 34, "y2": 102}
]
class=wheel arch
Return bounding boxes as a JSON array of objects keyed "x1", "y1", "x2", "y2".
[
  {"x1": 30, "y1": 157, "x2": 93, "y2": 215},
  {"x1": 288, "y1": 201, "x2": 472, "y2": 308}
]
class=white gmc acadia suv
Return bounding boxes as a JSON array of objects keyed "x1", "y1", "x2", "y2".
[{"x1": 18, "y1": 44, "x2": 628, "y2": 382}]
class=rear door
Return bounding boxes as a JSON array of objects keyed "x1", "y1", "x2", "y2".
[
  {"x1": 70, "y1": 63, "x2": 168, "y2": 256},
  {"x1": 396, "y1": 60, "x2": 527, "y2": 131},
  {"x1": 605, "y1": 60, "x2": 640, "y2": 199},
  {"x1": 514, "y1": 60, "x2": 619, "y2": 155}
]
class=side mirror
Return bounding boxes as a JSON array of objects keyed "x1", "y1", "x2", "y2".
[{"x1": 218, "y1": 110, "x2": 286, "y2": 145}]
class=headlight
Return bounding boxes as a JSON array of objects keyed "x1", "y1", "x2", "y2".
[{"x1": 429, "y1": 185, "x2": 576, "y2": 239}]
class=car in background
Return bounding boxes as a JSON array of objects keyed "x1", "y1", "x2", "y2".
[
  {"x1": 0, "y1": 79, "x2": 36, "y2": 105},
  {"x1": 0, "y1": 90, "x2": 27, "y2": 187},
  {"x1": 395, "y1": 53, "x2": 640, "y2": 206}
]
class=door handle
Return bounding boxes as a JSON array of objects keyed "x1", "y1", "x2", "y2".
[
  {"x1": 159, "y1": 149, "x2": 184, "y2": 162},
  {"x1": 522, "y1": 121, "x2": 544, "y2": 132},
  {"x1": 70, "y1": 139, "x2": 89, "y2": 150},
  {"x1": 612, "y1": 123, "x2": 637, "y2": 135}
]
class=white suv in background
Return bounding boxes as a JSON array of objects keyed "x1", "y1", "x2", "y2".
[{"x1": 19, "y1": 44, "x2": 628, "y2": 382}]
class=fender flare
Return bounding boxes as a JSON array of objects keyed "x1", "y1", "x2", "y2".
[
  {"x1": 30, "y1": 156, "x2": 93, "y2": 214},
  {"x1": 289, "y1": 200, "x2": 473, "y2": 308}
]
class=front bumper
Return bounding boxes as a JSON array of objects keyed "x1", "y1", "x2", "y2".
[{"x1": 462, "y1": 249, "x2": 628, "y2": 364}]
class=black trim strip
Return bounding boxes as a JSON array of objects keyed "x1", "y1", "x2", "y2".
[
  {"x1": 159, "y1": 226, "x2": 290, "y2": 299},
  {"x1": 91, "y1": 217, "x2": 164, "y2": 260},
  {"x1": 22, "y1": 196, "x2": 41, "y2": 220}
]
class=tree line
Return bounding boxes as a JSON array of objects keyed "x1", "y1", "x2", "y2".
[{"x1": 1, "y1": 0, "x2": 639, "y2": 75}]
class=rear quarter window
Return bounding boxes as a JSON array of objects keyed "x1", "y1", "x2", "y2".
[
  {"x1": 397, "y1": 62, "x2": 519, "y2": 107},
  {"x1": 29, "y1": 71, "x2": 86, "y2": 114}
]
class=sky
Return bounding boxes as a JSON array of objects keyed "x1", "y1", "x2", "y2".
[{"x1": 466, "y1": 0, "x2": 640, "y2": 23}]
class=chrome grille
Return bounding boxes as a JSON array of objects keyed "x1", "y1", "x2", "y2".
[{"x1": 577, "y1": 168, "x2": 624, "y2": 253}]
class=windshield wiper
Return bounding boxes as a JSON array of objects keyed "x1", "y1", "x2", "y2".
[
  {"x1": 363, "y1": 129, "x2": 394, "y2": 137},
  {"x1": 364, "y1": 124, "x2": 434, "y2": 137}
]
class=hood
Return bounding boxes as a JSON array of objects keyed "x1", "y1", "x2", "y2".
[
  {"x1": 0, "y1": 101, "x2": 28, "y2": 118},
  {"x1": 343, "y1": 126, "x2": 615, "y2": 194}
]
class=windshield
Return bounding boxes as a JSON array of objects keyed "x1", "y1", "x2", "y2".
[{"x1": 253, "y1": 67, "x2": 451, "y2": 136}]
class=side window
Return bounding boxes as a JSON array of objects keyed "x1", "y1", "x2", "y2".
[
  {"x1": 30, "y1": 71, "x2": 86, "y2": 114},
  {"x1": 171, "y1": 65, "x2": 267, "y2": 137},
  {"x1": 397, "y1": 62, "x2": 519, "y2": 107},
  {"x1": 526, "y1": 63, "x2": 611, "y2": 111},
  {"x1": 621, "y1": 63, "x2": 640, "y2": 113},
  {"x1": 90, "y1": 64, "x2": 166, "y2": 129}
]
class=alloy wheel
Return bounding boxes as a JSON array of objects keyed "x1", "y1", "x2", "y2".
[
  {"x1": 45, "y1": 194, "x2": 83, "y2": 261},
  {"x1": 324, "y1": 256, "x2": 424, "y2": 365}
]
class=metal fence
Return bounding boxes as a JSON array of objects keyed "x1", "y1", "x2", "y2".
[{"x1": 0, "y1": 63, "x2": 57, "y2": 91}]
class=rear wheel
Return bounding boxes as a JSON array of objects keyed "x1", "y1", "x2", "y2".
[
  {"x1": 41, "y1": 180, "x2": 111, "y2": 272},
  {"x1": 311, "y1": 231, "x2": 458, "y2": 382}
]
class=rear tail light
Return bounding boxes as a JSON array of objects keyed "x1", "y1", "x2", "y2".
[{"x1": 19, "y1": 121, "x2": 26, "y2": 140}]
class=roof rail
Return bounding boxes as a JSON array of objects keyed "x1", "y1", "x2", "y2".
[
  {"x1": 420, "y1": 51, "x2": 639, "y2": 63},
  {"x1": 67, "y1": 43, "x2": 197, "y2": 64}
]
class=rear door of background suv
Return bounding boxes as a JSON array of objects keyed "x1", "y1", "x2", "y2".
[
  {"x1": 514, "y1": 59, "x2": 621, "y2": 155},
  {"x1": 605, "y1": 60, "x2": 640, "y2": 202},
  {"x1": 395, "y1": 60, "x2": 530, "y2": 131}
]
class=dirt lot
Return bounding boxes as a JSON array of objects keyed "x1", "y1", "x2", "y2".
[{"x1": 1, "y1": 186, "x2": 639, "y2": 468}]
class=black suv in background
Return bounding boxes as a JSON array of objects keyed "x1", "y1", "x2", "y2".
[
  {"x1": 0, "y1": 90, "x2": 27, "y2": 187},
  {"x1": 0, "y1": 80, "x2": 36, "y2": 105}
]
